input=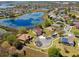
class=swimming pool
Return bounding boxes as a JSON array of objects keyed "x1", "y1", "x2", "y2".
[{"x1": 0, "y1": 12, "x2": 44, "y2": 28}]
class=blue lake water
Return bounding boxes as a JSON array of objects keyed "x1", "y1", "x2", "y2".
[{"x1": 0, "y1": 12, "x2": 44, "y2": 28}]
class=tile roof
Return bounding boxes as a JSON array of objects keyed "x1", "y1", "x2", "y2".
[
  {"x1": 34, "y1": 27, "x2": 42, "y2": 36},
  {"x1": 17, "y1": 34, "x2": 31, "y2": 41},
  {"x1": 73, "y1": 22, "x2": 79, "y2": 29}
]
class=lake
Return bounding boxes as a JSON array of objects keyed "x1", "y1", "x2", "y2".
[{"x1": 0, "y1": 12, "x2": 44, "y2": 28}]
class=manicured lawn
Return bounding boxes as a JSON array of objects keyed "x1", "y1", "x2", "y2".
[{"x1": 51, "y1": 37, "x2": 79, "y2": 57}]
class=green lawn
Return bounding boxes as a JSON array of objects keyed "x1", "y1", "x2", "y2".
[
  {"x1": 70, "y1": 26, "x2": 79, "y2": 35},
  {"x1": 50, "y1": 37, "x2": 79, "y2": 57}
]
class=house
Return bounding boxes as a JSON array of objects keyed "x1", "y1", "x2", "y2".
[
  {"x1": 56, "y1": 21, "x2": 65, "y2": 26},
  {"x1": 33, "y1": 27, "x2": 43, "y2": 36},
  {"x1": 60, "y1": 34, "x2": 75, "y2": 46},
  {"x1": 17, "y1": 34, "x2": 32, "y2": 41},
  {"x1": 35, "y1": 36, "x2": 45, "y2": 47},
  {"x1": 60, "y1": 37, "x2": 74, "y2": 46},
  {"x1": 35, "y1": 35, "x2": 52, "y2": 48},
  {"x1": 52, "y1": 23, "x2": 60, "y2": 28},
  {"x1": 9, "y1": 46, "x2": 17, "y2": 55},
  {"x1": 0, "y1": 12, "x2": 5, "y2": 18},
  {"x1": 60, "y1": 37, "x2": 69, "y2": 44},
  {"x1": 71, "y1": 18, "x2": 77, "y2": 22},
  {"x1": 64, "y1": 15, "x2": 69, "y2": 19},
  {"x1": 73, "y1": 22, "x2": 79, "y2": 29},
  {"x1": 52, "y1": 23, "x2": 62, "y2": 31},
  {"x1": 45, "y1": 26, "x2": 55, "y2": 32},
  {"x1": 49, "y1": 14, "x2": 57, "y2": 19},
  {"x1": 52, "y1": 32, "x2": 58, "y2": 38}
]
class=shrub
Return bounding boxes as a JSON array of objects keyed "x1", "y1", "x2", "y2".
[
  {"x1": 48, "y1": 47, "x2": 62, "y2": 57},
  {"x1": 3, "y1": 33, "x2": 16, "y2": 46},
  {"x1": 14, "y1": 41, "x2": 24, "y2": 50}
]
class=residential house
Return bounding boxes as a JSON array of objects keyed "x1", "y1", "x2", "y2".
[
  {"x1": 52, "y1": 32, "x2": 58, "y2": 38},
  {"x1": 0, "y1": 12, "x2": 5, "y2": 18},
  {"x1": 64, "y1": 15, "x2": 70, "y2": 19},
  {"x1": 35, "y1": 35, "x2": 52, "y2": 48},
  {"x1": 45, "y1": 26, "x2": 55, "y2": 32},
  {"x1": 73, "y1": 22, "x2": 79, "y2": 29},
  {"x1": 60, "y1": 37, "x2": 74, "y2": 46},
  {"x1": 17, "y1": 34, "x2": 32, "y2": 42},
  {"x1": 52, "y1": 23, "x2": 62, "y2": 31},
  {"x1": 60, "y1": 34, "x2": 75, "y2": 46},
  {"x1": 33, "y1": 27, "x2": 43, "y2": 36}
]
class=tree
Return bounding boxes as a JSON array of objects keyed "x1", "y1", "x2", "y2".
[
  {"x1": 72, "y1": 55, "x2": 79, "y2": 57},
  {"x1": 64, "y1": 9, "x2": 68, "y2": 14},
  {"x1": 68, "y1": 8, "x2": 70, "y2": 12},
  {"x1": 9, "y1": 13, "x2": 16, "y2": 18},
  {"x1": 72, "y1": 15, "x2": 76, "y2": 19},
  {"x1": 38, "y1": 22, "x2": 45, "y2": 29},
  {"x1": 3, "y1": 33, "x2": 16, "y2": 46},
  {"x1": 18, "y1": 27, "x2": 28, "y2": 34},
  {"x1": 28, "y1": 29, "x2": 36, "y2": 37},
  {"x1": 71, "y1": 27, "x2": 79, "y2": 35},
  {"x1": 44, "y1": 18, "x2": 52, "y2": 27},
  {"x1": 14, "y1": 40, "x2": 24, "y2": 50},
  {"x1": 55, "y1": 11, "x2": 59, "y2": 16},
  {"x1": 69, "y1": 13, "x2": 72, "y2": 17},
  {"x1": 66, "y1": 19, "x2": 73, "y2": 24},
  {"x1": 48, "y1": 47, "x2": 62, "y2": 57}
]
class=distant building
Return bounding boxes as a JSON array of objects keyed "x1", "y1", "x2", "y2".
[
  {"x1": 52, "y1": 32, "x2": 58, "y2": 38},
  {"x1": 73, "y1": 22, "x2": 79, "y2": 29},
  {"x1": 0, "y1": 12, "x2": 5, "y2": 18},
  {"x1": 64, "y1": 15, "x2": 69, "y2": 19},
  {"x1": 45, "y1": 26, "x2": 55, "y2": 32}
]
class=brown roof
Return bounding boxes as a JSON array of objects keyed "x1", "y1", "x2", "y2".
[
  {"x1": 17, "y1": 34, "x2": 30, "y2": 41},
  {"x1": 74, "y1": 22, "x2": 79, "y2": 29},
  {"x1": 33, "y1": 27, "x2": 42, "y2": 36}
]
